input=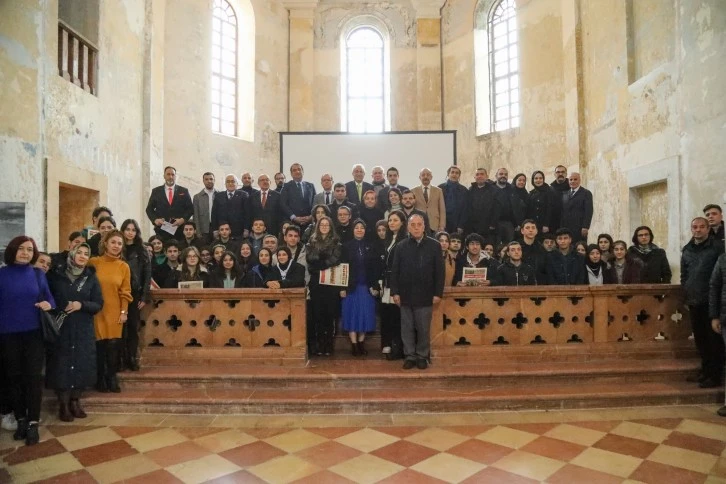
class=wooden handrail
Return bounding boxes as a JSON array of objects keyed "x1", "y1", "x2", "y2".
[
  {"x1": 58, "y1": 19, "x2": 98, "y2": 52},
  {"x1": 58, "y1": 20, "x2": 98, "y2": 95}
]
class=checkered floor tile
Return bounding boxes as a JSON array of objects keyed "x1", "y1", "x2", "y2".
[{"x1": 1, "y1": 407, "x2": 725, "y2": 483}]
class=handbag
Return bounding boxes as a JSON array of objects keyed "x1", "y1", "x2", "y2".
[{"x1": 34, "y1": 270, "x2": 65, "y2": 344}]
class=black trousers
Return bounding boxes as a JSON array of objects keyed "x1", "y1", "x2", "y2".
[
  {"x1": 0, "y1": 348, "x2": 10, "y2": 415},
  {"x1": 0, "y1": 329, "x2": 45, "y2": 422},
  {"x1": 380, "y1": 303, "x2": 402, "y2": 350},
  {"x1": 309, "y1": 285, "x2": 339, "y2": 354},
  {"x1": 122, "y1": 297, "x2": 142, "y2": 362},
  {"x1": 690, "y1": 303, "x2": 725, "y2": 380}
]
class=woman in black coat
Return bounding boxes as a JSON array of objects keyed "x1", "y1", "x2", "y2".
[
  {"x1": 243, "y1": 248, "x2": 274, "y2": 288},
  {"x1": 627, "y1": 226, "x2": 672, "y2": 283},
  {"x1": 266, "y1": 247, "x2": 306, "y2": 288},
  {"x1": 358, "y1": 190, "x2": 385, "y2": 242},
  {"x1": 120, "y1": 219, "x2": 151, "y2": 371},
  {"x1": 528, "y1": 170, "x2": 554, "y2": 237},
  {"x1": 380, "y1": 210, "x2": 408, "y2": 359},
  {"x1": 46, "y1": 243, "x2": 103, "y2": 422},
  {"x1": 305, "y1": 216, "x2": 343, "y2": 356},
  {"x1": 209, "y1": 251, "x2": 246, "y2": 288}
]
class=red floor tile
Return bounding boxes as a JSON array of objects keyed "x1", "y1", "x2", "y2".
[
  {"x1": 291, "y1": 470, "x2": 358, "y2": 484},
  {"x1": 567, "y1": 420, "x2": 622, "y2": 432},
  {"x1": 501, "y1": 422, "x2": 559, "y2": 435},
  {"x1": 144, "y1": 440, "x2": 211, "y2": 467},
  {"x1": 46, "y1": 425, "x2": 103, "y2": 438},
  {"x1": 110, "y1": 426, "x2": 159, "y2": 438},
  {"x1": 663, "y1": 431, "x2": 726, "y2": 456},
  {"x1": 218, "y1": 440, "x2": 286, "y2": 467},
  {"x1": 461, "y1": 466, "x2": 539, "y2": 484},
  {"x1": 629, "y1": 460, "x2": 708, "y2": 484},
  {"x1": 173, "y1": 426, "x2": 226, "y2": 440},
  {"x1": 592, "y1": 433, "x2": 660, "y2": 459},
  {"x1": 33, "y1": 469, "x2": 97, "y2": 484},
  {"x1": 2, "y1": 439, "x2": 67, "y2": 465},
  {"x1": 446, "y1": 438, "x2": 515, "y2": 465},
  {"x1": 71, "y1": 439, "x2": 138, "y2": 467},
  {"x1": 122, "y1": 469, "x2": 185, "y2": 484},
  {"x1": 444, "y1": 424, "x2": 495, "y2": 437},
  {"x1": 371, "y1": 426, "x2": 424, "y2": 438},
  {"x1": 631, "y1": 418, "x2": 684, "y2": 429},
  {"x1": 546, "y1": 463, "x2": 623, "y2": 484},
  {"x1": 305, "y1": 427, "x2": 359, "y2": 439},
  {"x1": 295, "y1": 440, "x2": 362, "y2": 468},
  {"x1": 241, "y1": 427, "x2": 291, "y2": 439},
  {"x1": 376, "y1": 468, "x2": 448, "y2": 484},
  {"x1": 520, "y1": 435, "x2": 587, "y2": 461},
  {"x1": 369, "y1": 440, "x2": 439, "y2": 467}
]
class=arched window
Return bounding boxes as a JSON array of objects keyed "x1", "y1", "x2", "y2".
[
  {"x1": 341, "y1": 24, "x2": 390, "y2": 133},
  {"x1": 475, "y1": 0, "x2": 519, "y2": 134},
  {"x1": 211, "y1": 0, "x2": 238, "y2": 136}
]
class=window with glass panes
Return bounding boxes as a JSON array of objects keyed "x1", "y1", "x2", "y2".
[
  {"x1": 489, "y1": 0, "x2": 519, "y2": 131},
  {"x1": 345, "y1": 27, "x2": 385, "y2": 133},
  {"x1": 211, "y1": 0, "x2": 238, "y2": 136}
]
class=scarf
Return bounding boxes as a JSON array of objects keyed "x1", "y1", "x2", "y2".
[
  {"x1": 276, "y1": 247, "x2": 292, "y2": 280},
  {"x1": 66, "y1": 243, "x2": 91, "y2": 279},
  {"x1": 635, "y1": 243, "x2": 657, "y2": 255},
  {"x1": 586, "y1": 259, "x2": 602, "y2": 276}
]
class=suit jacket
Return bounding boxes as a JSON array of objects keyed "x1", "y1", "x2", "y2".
[
  {"x1": 192, "y1": 189, "x2": 218, "y2": 236},
  {"x1": 412, "y1": 185, "x2": 446, "y2": 232},
  {"x1": 345, "y1": 181, "x2": 375, "y2": 206},
  {"x1": 145, "y1": 185, "x2": 194, "y2": 238},
  {"x1": 561, "y1": 187, "x2": 594, "y2": 234},
  {"x1": 249, "y1": 189, "x2": 282, "y2": 234},
  {"x1": 377, "y1": 185, "x2": 409, "y2": 212},
  {"x1": 211, "y1": 189, "x2": 251, "y2": 237},
  {"x1": 313, "y1": 191, "x2": 335, "y2": 207},
  {"x1": 280, "y1": 179, "x2": 316, "y2": 221}
]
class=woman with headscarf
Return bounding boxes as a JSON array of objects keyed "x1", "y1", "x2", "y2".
[
  {"x1": 358, "y1": 190, "x2": 385, "y2": 242},
  {"x1": 436, "y1": 231, "x2": 456, "y2": 287},
  {"x1": 627, "y1": 226, "x2": 672, "y2": 283},
  {"x1": 341, "y1": 220, "x2": 384, "y2": 356},
  {"x1": 88, "y1": 230, "x2": 132, "y2": 393},
  {"x1": 306, "y1": 216, "x2": 343, "y2": 356},
  {"x1": 266, "y1": 247, "x2": 306, "y2": 288},
  {"x1": 244, "y1": 248, "x2": 274, "y2": 288},
  {"x1": 47, "y1": 243, "x2": 103, "y2": 422},
  {"x1": 527, "y1": 170, "x2": 554, "y2": 237},
  {"x1": 512, "y1": 173, "x2": 529, "y2": 229},
  {"x1": 585, "y1": 244, "x2": 616, "y2": 285}
]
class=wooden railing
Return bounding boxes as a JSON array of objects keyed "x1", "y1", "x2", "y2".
[{"x1": 58, "y1": 20, "x2": 98, "y2": 95}]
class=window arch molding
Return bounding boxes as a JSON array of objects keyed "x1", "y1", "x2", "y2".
[
  {"x1": 339, "y1": 15, "x2": 392, "y2": 133},
  {"x1": 474, "y1": 0, "x2": 520, "y2": 135},
  {"x1": 210, "y1": 0, "x2": 255, "y2": 141}
]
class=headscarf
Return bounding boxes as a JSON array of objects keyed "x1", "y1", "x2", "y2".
[
  {"x1": 66, "y1": 243, "x2": 91, "y2": 279},
  {"x1": 275, "y1": 247, "x2": 292, "y2": 280},
  {"x1": 586, "y1": 244, "x2": 602, "y2": 276}
]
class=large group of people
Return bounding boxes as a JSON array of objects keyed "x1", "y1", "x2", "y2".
[{"x1": 1, "y1": 162, "x2": 725, "y2": 446}]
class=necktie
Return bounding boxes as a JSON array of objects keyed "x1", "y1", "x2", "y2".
[
  {"x1": 357, "y1": 183, "x2": 362, "y2": 201},
  {"x1": 297, "y1": 182, "x2": 304, "y2": 198},
  {"x1": 424, "y1": 186, "x2": 429, "y2": 203},
  {"x1": 167, "y1": 187, "x2": 173, "y2": 205},
  {"x1": 261, "y1": 191, "x2": 267, "y2": 208},
  {"x1": 570, "y1": 189, "x2": 575, "y2": 199},
  {"x1": 228, "y1": 191, "x2": 233, "y2": 200},
  {"x1": 325, "y1": 192, "x2": 330, "y2": 205}
]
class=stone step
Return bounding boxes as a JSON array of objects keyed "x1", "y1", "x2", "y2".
[
  {"x1": 118, "y1": 358, "x2": 704, "y2": 391},
  {"x1": 81, "y1": 380, "x2": 723, "y2": 415}
]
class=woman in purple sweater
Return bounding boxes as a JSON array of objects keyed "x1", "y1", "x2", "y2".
[{"x1": 0, "y1": 236, "x2": 55, "y2": 446}]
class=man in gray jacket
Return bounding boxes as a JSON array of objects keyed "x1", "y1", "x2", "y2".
[{"x1": 192, "y1": 172, "x2": 218, "y2": 242}]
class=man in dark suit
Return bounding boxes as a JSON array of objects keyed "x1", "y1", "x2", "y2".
[
  {"x1": 240, "y1": 172, "x2": 258, "y2": 197},
  {"x1": 401, "y1": 190, "x2": 430, "y2": 233},
  {"x1": 145, "y1": 166, "x2": 194, "y2": 240},
  {"x1": 249, "y1": 173, "x2": 281, "y2": 235},
  {"x1": 211, "y1": 174, "x2": 251, "y2": 238},
  {"x1": 280, "y1": 163, "x2": 316, "y2": 228},
  {"x1": 377, "y1": 167, "x2": 408, "y2": 212},
  {"x1": 345, "y1": 164, "x2": 374, "y2": 206},
  {"x1": 561, "y1": 172, "x2": 593, "y2": 242}
]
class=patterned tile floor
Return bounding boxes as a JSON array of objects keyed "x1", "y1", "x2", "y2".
[{"x1": 1, "y1": 405, "x2": 725, "y2": 483}]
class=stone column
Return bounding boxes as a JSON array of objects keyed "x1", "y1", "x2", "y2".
[
  {"x1": 561, "y1": 0, "x2": 584, "y2": 169},
  {"x1": 412, "y1": 0, "x2": 446, "y2": 130},
  {"x1": 283, "y1": 0, "x2": 318, "y2": 131}
]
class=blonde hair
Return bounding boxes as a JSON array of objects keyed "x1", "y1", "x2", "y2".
[{"x1": 98, "y1": 230, "x2": 125, "y2": 258}]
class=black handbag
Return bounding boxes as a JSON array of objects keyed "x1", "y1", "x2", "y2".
[{"x1": 34, "y1": 270, "x2": 65, "y2": 344}]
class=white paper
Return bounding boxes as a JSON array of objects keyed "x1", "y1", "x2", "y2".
[
  {"x1": 161, "y1": 221, "x2": 178, "y2": 235},
  {"x1": 178, "y1": 281, "x2": 204, "y2": 289},
  {"x1": 319, "y1": 263, "x2": 349, "y2": 287}
]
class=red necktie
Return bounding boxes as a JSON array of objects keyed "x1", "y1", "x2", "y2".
[
  {"x1": 167, "y1": 187, "x2": 173, "y2": 205},
  {"x1": 262, "y1": 191, "x2": 267, "y2": 208}
]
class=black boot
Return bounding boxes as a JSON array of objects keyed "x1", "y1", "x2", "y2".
[
  {"x1": 106, "y1": 339, "x2": 122, "y2": 393},
  {"x1": 351, "y1": 342, "x2": 359, "y2": 356},
  {"x1": 357, "y1": 341, "x2": 368, "y2": 356},
  {"x1": 96, "y1": 340, "x2": 109, "y2": 392},
  {"x1": 58, "y1": 391, "x2": 74, "y2": 422},
  {"x1": 13, "y1": 418, "x2": 28, "y2": 441},
  {"x1": 25, "y1": 422, "x2": 39, "y2": 446},
  {"x1": 70, "y1": 399, "x2": 87, "y2": 419}
]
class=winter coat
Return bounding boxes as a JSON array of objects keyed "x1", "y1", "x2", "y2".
[
  {"x1": 528, "y1": 186, "x2": 554, "y2": 231},
  {"x1": 499, "y1": 261, "x2": 537, "y2": 286},
  {"x1": 708, "y1": 253, "x2": 726, "y2": 321},
  {"x1": 46, "y1": 264, "x2": 103, "y2": 391},
  {"x1": 390, "y1": 236, "x2": 445, "y2": 306},
  {"x1": 628, "y1": 245, "x2": 672, "y2": 284},
  {"x1": 124, "y1": 245, "x2": 152, "y2": 301},
  {"x1": 465, "y1": 182, "x2": 500, "y2": 237},
  {"x1": 342, "y1": 239, "x2": 384, "y2": 291},
  {"x1": 266, "y1": 262, "x2": 306, "y2": 288},
  {"x1": 547, "y1": 250, "x2": 587, "y2": 285},
  {"x1": 454, "y1": 254, "x2": 501, "y2": 286},
  {"x1": 681, "y1": 237, "x2": 724, "y2": 306}
]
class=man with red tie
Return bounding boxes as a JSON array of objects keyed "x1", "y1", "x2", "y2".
[
  {"x1": 250, "y1": 174, "x2": 281, "y2": 235},
  {"x1": 145, "y1": 166, "x2": 194, "y2": 240}
]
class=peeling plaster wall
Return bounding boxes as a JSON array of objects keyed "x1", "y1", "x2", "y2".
[
  {"x1": 1, "y1": 0, "x2": 149, "y2": 251},
  {"x1": 579, "y1": 0, "x2": 726, "y2": 276},
  {"x1": 441, "y1": 0, "x2": 567, "y2": 180},
  {"x1": 163, "y1": 0, "x2": 289, "y2": 192}
]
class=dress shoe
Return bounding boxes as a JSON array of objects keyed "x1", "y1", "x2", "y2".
[
  {"x1": 127, "y1": 358, "x2": 140, "y2": 372},
  {"x1": 25, "y1": 423, "x2": 39, "y2": 446},
  {"x1": 699, "y1": 377, "x2": 720, "y2": 388},
  {"x1": 70, "y1": 399, "x2": 87, "y2": 419},
  {"x1": 417, "y1": 359, "x2": 428, "y2": 370},
  {"x1": 357, "y1": 342, "x2": 368, "y2": 356},
  {"x1": 58, "y1": 402, "x2": 74, "y2": 422},
  {"x1": 717, "y1": 406, "x2": 726, "y2": 417},
  {"x1": 402, "y1": 360, "x2": 416, "y2": 370},
  {"x1": 107, "y1": 376, "x2": 121, "y2": 393},
  {"x1": 351, "y1": 342, "x2": 359, "y2": 356},
  {"x1": 13, "y1": 419, "x2": 28, "y2": 441}
]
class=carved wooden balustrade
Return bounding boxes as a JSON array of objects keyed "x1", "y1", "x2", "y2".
[{"x1": 141, "y1": 285, "x2": 690, "y2": 362}]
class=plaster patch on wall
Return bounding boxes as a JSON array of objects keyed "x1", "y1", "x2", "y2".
[
  {"x1": 0, "y1": 35, "x2": 36, "y2": 69},
  {"x1": 315, "y1": 3, "x2": 415, "y2": 48}
]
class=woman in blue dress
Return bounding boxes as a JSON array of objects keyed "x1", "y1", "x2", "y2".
[{"x1": 341, "y1": 220, "x2": 384, "y2": 356}]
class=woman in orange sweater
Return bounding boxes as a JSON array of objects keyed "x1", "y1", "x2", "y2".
[{"x1": 89, "y1": 230, "x2": 132, "y2": 393}]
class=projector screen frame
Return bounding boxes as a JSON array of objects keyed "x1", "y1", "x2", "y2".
[{"x1": 278, "y1": 130, "x2": 458, "y2": 175}]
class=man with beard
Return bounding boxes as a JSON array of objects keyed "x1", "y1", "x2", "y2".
[
  {"x1": 274, "y1": 172, "x2": 286, "y2": 193},
  {"x1": 192, "y1": 172, "x2": 218, "y2": 242},
  {"x1": 493, "y1": 167, "x2": 524, "y2": 245},
  {"x1": 400, "y1": 190, "x2": 430, "y2": 234},
  {"x1": 550, "y1": 165, "x2": 569, "y2": 232}
]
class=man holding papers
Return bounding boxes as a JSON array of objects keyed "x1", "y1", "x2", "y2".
[{"x1": 145, "y1": 166, "x2": 194, "y2": 241}]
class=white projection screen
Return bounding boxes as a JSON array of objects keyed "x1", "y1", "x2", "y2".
[{"x1": 280, "y1": 131, "x2": 457, "y2": 190}]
